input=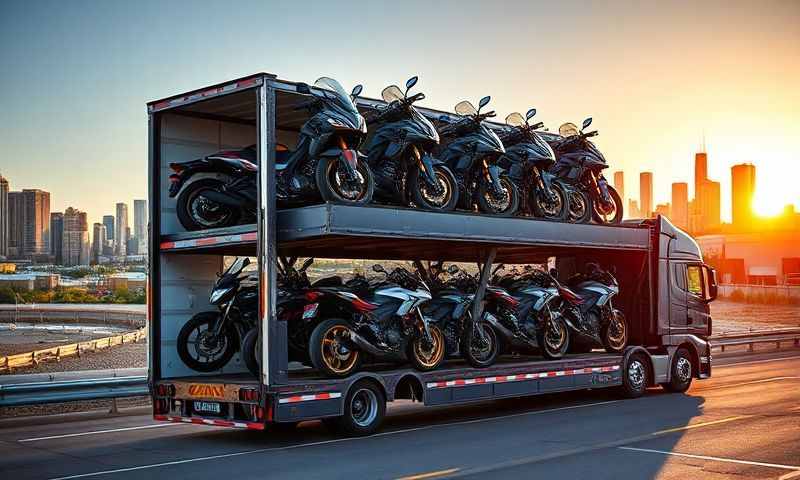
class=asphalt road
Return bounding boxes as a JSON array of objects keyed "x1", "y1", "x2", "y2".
[{"x1": 1, "y1": 351, "x2": 798, "y2": 480}]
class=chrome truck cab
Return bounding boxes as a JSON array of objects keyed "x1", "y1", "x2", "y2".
[{"x1": 656, "y1": 216, "x2": 717, "y2": 380}]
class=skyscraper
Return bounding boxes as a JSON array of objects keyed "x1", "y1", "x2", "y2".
[
  {"x1": 50, "y1": 213, "x2": 64, "y2": 265},
  {"x1": 133, "y1": 199, "x2": 147, "y2": 255},
  {"x1": 694, "y1": 152, "x2": 708, "y2": 200},
  {"x1": 8, "y1": 189, "x2": 50, "y2": 259},
  {"x1": 62, "y1": 207, "x2": 89, "y2": 266},
  {"x1": 92, "y1": 222, "x2": 107, "y2": 263},
  {"x1": 640, "y1": 172, "x2": 653, "y2": 218},
  {"x1": 731, "y1": 163, "x2": 756, "y2": 227},
  {"x1": 103, "y1": 215, "x2": 115, "y2": 241},
  {"x1": 627, "y1": 199, "x2": 640, "y2": 218},
  {"x1": 701, "y1": 180, "x2": 721, "y2": 230},
  {"x1": 0, "y1": 174, "x2": 8, "y2": 258},
  {"x1": 115, "y1": 202, "x2": 128, "y2": 256},
  {"x1": 613, "y1": 171, "x2": 624, "y2": 203},
  {"x1": 671, "y1": 182, "x2": 689, "y2": 230}
]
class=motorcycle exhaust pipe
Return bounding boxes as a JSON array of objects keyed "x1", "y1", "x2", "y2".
[{"x1": 346, "y1": 330, "x2": 386, "y2": 357}]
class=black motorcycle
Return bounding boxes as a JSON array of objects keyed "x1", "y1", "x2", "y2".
[
  {"x1": 498, "y1": 109, "x2": 569, "y2": 221},
  {"x1": 367, "y1": 76, "x2": 459, "y2": 211},
  {"x1": 548, "y1": 118, "x2": 623, "y2": 224},
  {"x1": 551, "y1": 263, "x2": 628, "y2": 353},
  {"x1": 438, "y1": 96, "x2": 520, "y2": 216},
  {"x1": 483, "y1": 264, "x2": 570, "y2": 359},
  {"x1": 177, "y1": 257, "x2": 258, "y2": 372},
  {"x1": 416, "y1": 261, "x2": 499, "y2": 368},
  {"x1": 168, "y1": 77, "x2": 374, "y2": 231},
  {"x1": 306, "y1": 264, "x2": 446, "y2": 377}
]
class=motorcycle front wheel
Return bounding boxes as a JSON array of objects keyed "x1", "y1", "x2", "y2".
[
  {"x1": 602, "y1": 310, "x2": 628, "y2": 353},
  {"x1": 408, "y1": 165, "x2": 459, "y2": 211},
  {"x1": 566, "y1": 188, "x2": 592, "y2": 224},
  {"x1": 177, "y1": 312, "x2": 237, "y2": 372},
  {"x1": 408, "y1": 324, "x2": 446, "y2": 371},
  {"x1": 537, "y1": 313, "x2": 570, "y2": 359},
  {"x1": 316, "y1": 157, "x2": 374, "y2": 205},
  {"x1": 461, "y1": 321, "x2": 499, "y2": 368},
  {"x1": 592, "y1": 185, "x2": 624, "y2": 224},
  {"x1": 176, "y1": 178, "x2": 241, "y2": 231},
  {"x1": 309, "y1": 319, "x2": 362, "y2": 378},
  {"x1": 531, "y1": 181, "x2": 569, "y2": 221},
  {"x1": 477, "y1": 176, "x2": 520, "y2": 216}
]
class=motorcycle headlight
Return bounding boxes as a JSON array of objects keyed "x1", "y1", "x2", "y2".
[
  {"x1": 209, "y1": 287, "x2": 233, "y2": 305},
  {"x1": 327, "y1": 117, "x2": 349, "y2": 128}
]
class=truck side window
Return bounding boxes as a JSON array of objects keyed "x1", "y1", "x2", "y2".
[
  {"x1": 687, "y1": 265, "x2": 703, "y2": 297},
  {"x1": 673, "y1": 264, "x2": 686, "y2": 290}
]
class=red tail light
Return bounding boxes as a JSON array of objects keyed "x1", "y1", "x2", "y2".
[
  {"x1": 305, "y1": 291, "x2": 321, "y2": 302},
  {"x1": 169, "y1": 174, "x2": 180, "y2": 183},
  {"x1": 256, "y1": 407, "x2": 266, "y2": 421},
  {"x1": 155, "y1": 383, "x2": 175, "y2": 397},
  {"x1": 239, "y1": 388, "x2": 260, "y2": 402}
]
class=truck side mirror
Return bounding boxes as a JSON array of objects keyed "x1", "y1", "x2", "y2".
[{"x1": 704, "y1": 266, "x2": 718, "y2": 302}]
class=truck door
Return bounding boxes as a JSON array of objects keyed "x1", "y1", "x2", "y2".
[
  {"x1": 669, "y1": 262, "x2": 688, "y2": 333},
  {"x1": 685, "y1": 263, "x2": 711, "y2": 336}
]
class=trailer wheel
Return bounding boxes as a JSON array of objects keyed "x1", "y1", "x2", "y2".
[
  {"x1": 619, "y1": 353, "x2": 649, "y2": 399},
  {"x1": 325, "y1": 380, "x2": 386, "y2": 436},
  {"x1": 661, "y1": 347, "x2": 694, "y2": 393}
]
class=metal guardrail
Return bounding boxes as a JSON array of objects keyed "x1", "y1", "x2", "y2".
[{"x1": 1, "y1": 330, "x2": 799, "y2": 408}]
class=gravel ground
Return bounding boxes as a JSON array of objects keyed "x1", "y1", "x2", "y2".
[{"x1": 3, "y1": 341, "x2": 147, "y2": 376}]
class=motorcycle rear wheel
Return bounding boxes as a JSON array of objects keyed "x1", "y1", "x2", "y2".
[
  {"x1": 602, "y1": 310, "x2": 628, "y2": 353},
  {"x1": 309, "y1": 319, "x2": 362, "y2": 378},
  {"x1": 460, "y1": 321, "x2": 499, "y2": 368},
  {"x1": 176, "y1": 178, "x2": 241, "y2": 231},
  {"x1": 316, "y1": 157, "x2": 374, "y2": 205},
  {"x1": 177, "y1": 312, "x2": 237, "y2": 372},
  {"x1": 408, "y1": 324, "x2": 446, "y2": 371}
]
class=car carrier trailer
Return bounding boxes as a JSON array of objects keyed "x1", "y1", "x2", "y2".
[{"x1": 147, "y1": 73, "x2": 718, "y2": 435}]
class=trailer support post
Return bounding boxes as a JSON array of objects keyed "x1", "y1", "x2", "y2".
[{"x1": 470, "y1": 248, "x2": 497, "y2": 323}]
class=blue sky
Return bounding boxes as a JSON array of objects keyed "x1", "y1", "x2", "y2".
[{"x1": 1, "y1": 0, "x2": 798, "y2": 223}]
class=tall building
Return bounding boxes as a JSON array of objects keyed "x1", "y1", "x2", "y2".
[
  {"x1": 92, "y1": 222, "x2": 107, "y2": 263},
  {"x1": 115, "y1": 202, "x2": 128, "y2": 256},
  {"x1": 694, "y1": 152, "x2": 708, "y2": 199},
  {"x1": 628, "y1": 199, "x2": 640, "y2": 219},
  {"x1": 133, "y1": 199, "x2": 147, "y2": 255},
  {"x1": 671, "y1": 182, "x2": 689, "y2": 230},
  {"x1": 8, "y1": 189, "x2": 50, "y2": 259},
  {"x1": 731, "y1": 163, "x2": 756, "y2": 227},
  {"x1": 639, "y1": 172, "x2": 653, "y2": 218},
  {"x1": 700, "y1": 180, "x2": 721, "y2": 230},
  {"x1": 691, "y1": 151, "x2": 722, "y2": 234},
  {"x1": 62, "y1": 207, "x2": 89, "y2": 266},
  {"x1": 50, "y1": 213, "x2": 64, "y2": 265},
  {"x1": 613, "y1": 171, "x2": 624, "y2": 203},
  {"x1": 0, "y1": 174, "x2": 8, "y2": 258},
  {"x1": 102, "y1": 215, "x2": 115, "y2": 241},
  {"x1": 655, "y1": 203, "x2": 671, "y2": 218}
]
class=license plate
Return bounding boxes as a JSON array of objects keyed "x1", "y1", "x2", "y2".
[
  {"x1": 194, "y1": 401, "x2": 221, "y2": 414},
  {"x1": 303, "y1": 303, "x2": 319, "y2": 319}
]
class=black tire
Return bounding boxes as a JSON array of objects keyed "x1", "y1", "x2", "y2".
[
  {"x1": 602, "y1": 310, "x2": 628, "y2": 353},
  {"x1": 241, "y1": 328, "x2": 260, "y2": 378},
  {"x1": 536, "y1": 312, "x2": 570, "y2": 359},
  {"x1": 408, "y1": 165, "x2": 459, "y2": 211},
  {"x1": 408, "y1": 324, "x2": 446, "y2": 371},
  {"x1": 309, "y1": 319, "x2": 362, "y2": 378},
  {"x1": 592, "y1": 185, "x2": 624, "y2": 224},
  {"x1": 477, "y1": 176, "x2": 519, "y2": 216},
  {"x1": 460, "y1": 321, "x2": 499, "y2": 368},
  {"x1": 619, "y1": 352, "x2": 649, "y2": 398},
  {"x1": 531, "y1": 182, "x2": 569, "y2": 221},
  {"x1": 176, "y1": 178, "x2": 241, "y2": 231},
  {"x1": 177, "y1": 312, "x2": 237, "y2": 372},
  {"x1": 324, "y1": 380, "x2": 386, "y2": 436},
  {"x1": 316, "y1": 157, "x2": 374, "y2": 205},
  {"x1": 661, "y1": 347, "x2": 694, "y2": 393},
  {"x1": 566, "y1": 188, "x2": 592, "y2": 224}
]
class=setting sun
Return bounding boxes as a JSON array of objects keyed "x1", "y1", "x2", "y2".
[{"x1": 752, "y1": 173, "x2": 798, "y2": 218}]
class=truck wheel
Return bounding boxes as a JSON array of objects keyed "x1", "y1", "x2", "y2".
[
  {"x1": 316, "y1": 157, "x2": 374, "y2": 205},
  {"x1": 241, "y1": 328, "x2": 260, "y2": 378},
  {"x1": 661, "y1": 347, "x2": 693, "y2": 393},
  {"x1": 309, "y1": 319, "x2": 362, "y2": 378},
  {"x1": 619, "y1": 353, "x2": 649, "y2": 398},
  {"x1": 325, "y1": 380, "x2": 386, "y2": 436}
]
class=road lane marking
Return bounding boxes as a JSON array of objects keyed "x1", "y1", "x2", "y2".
[
  {"x1": 48, "y1": 400, "x2": 622, "y2": 480},
  {"x1": 651, "y1": 415, "x2": 752, "y2": 436},
  {"x1": 619, "y1": 447, "x2": 800, "y2": 471},
  {"x1": 397, "y1": 468, "x2": 460, "y2": 480},
  {"x1": 19, "y1": 423, "x2": 182, "y2": 443}
]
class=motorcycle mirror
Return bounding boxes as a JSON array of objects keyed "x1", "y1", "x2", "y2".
[
  {"x1": 405, "y1": 76, "x2": 418, "y2": 93},
  {"x1": 526, "y1": 108, "x2": 537, "y2": 120},
  {"x1": 296, "y1": 82, "x2": 311, "y2": 95},
  {"x1": 447, "y1": 264, "x2": 460, "y2": 274},
  {"x1": 582, "y1": 117, "x2": 593, "y2": 130},
  {"x1": 372, "y1": 264, "x2": 386, "y2": 273},
  {"x1": 549, "y1": 268, "x2": 559, "y2": 278},
  {"x1": 243, "y1": 258, "x2": 251, "y2": 267},
  {"x1": 478, "y1": 95, "x2": 491, "y2": 111},
  {"x1": 351, "y1": 84, "x2": 363, "y2": 98}
]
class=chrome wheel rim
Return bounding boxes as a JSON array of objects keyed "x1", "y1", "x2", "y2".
[
  {"x1": 628, "y1": 360, "x2": 645, "y2": 389},
  {"x1": 351, "y1": 388, "x2": 378, "y2": 427},
  {"x1": 330, "y1": 163, "x2": 368, "y2": 201},
  {"x1": 484, "y1": 179, "x2": 512, "y2": 212},
  {"x1": 420, "y1": 171, "x2": 452, "y2": 208},
  {"x1": 676, "y1": 356, "x2": 691, "y2": 382}
]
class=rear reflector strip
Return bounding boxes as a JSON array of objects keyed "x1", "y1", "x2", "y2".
[
  {"x1": 278, "y1": 392, "x2": 342, "y2": 404},
  {"x1": 160, "y1": 232, "x2": 257, "y2": 251},
  {"x1": 426, "y1": 365, "x2": 620, "y2": 389},
  {"x1": 153, "y1": 414, "x2": 264, "y2": 430},
  {"x1": 149, "y1": 77, "x2": 262, "y2": 112}
]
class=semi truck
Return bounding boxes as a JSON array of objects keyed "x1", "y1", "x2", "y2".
[{"x1": 147, "y1": 73, "x2": 718, "y2": 435}]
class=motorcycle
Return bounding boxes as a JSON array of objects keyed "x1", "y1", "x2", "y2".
[
  {"x1": 416, "y1": 261, "x2": 499, "y2": 368},
  {"x1": 177, "y1": 257, "x2": 258, "y2": 372},
  {"x1": 366, "y1": 76, "x2": 459, "y2": 211},
  {"x1": 498, "y1": 109, "x2": 569, "y2": 221},
  {"x1": 482, "y1": 264, "x2": 570, "y2": 359},
  {"x1": 306, "y1": 264, "x2": 446, "y2": 377},
  {"x1": 547, "y1": 118, "x2": 623, "y2": 224},
  {"x1": 168, "y1": 77, "x2": 374, "y2": 231},
  {"x1": 438, "y1": 96, "x2": 520, "y2": 216},
  {"x1": 550, "y1": 263, "x2": 628, "y2": 353}
]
